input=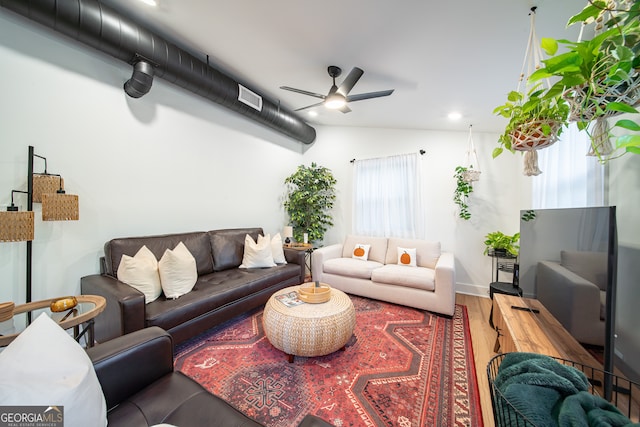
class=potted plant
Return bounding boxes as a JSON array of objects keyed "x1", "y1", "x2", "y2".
[
  {"x1": 453, "y1": 166, "x2": 474, "y2": 220},
  {"x1": 529, "y1": 1, "x2": 640, "y2": 159},
  {"x1": 483, "y1": 231, "x2": 520, "y2": 257},
  {"x1": 283, "y1": 162, "x2": 337, "y2": 244},
  {"x1": 493, "y1": 84, "x2": 570, "y2": 159}
]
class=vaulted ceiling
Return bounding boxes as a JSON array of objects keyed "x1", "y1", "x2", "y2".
[{"x1": 102, "y1": 0, "x2": 588, "y2": 133}]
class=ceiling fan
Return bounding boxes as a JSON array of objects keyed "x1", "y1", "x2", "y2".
[{"x1": 280, "y1": 66, "x2": 394, "y2": 113}]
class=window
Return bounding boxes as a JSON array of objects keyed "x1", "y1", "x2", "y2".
[
  {"x1": 532, "y1": 123, "x2": 606, "y2": 209},
  {"x1": 352, "y1": 153, "x2": 424, "y2": 238}
]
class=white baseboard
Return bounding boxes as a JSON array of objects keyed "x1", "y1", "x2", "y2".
[{"x1": 455, "y1": 282, "x2": 490, "y2": 298}]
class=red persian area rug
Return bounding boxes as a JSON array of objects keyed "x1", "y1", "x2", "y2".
[{"x1": 174, "y1": 296, "x2": 483, "y2": 427}]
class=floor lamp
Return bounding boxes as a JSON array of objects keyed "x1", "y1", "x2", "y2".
[{"x1": 0, "y1": 146, "x2": 79, "y2": 323}]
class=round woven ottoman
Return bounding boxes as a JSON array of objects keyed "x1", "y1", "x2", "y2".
[{"x1": 263, "y1": 284, "x2": 356, "y2": 362}]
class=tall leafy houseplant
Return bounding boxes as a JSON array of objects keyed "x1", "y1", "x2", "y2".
[{"x1": 283, "y1": 163, "x2": 337, "y2": 244}]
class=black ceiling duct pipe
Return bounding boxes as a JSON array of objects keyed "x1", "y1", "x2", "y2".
[
  {"x1": 0, "y1": 0, "x2": 316, "y2": 144},
  {"x1": 124, "y1": 60, "x2": 154, "y2": 99}
]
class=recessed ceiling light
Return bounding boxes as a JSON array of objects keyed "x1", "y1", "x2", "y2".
[
  {"x1": 139, "y1": 0, "x2": 157, "y2": 6},
  {"x1": 448, "y1": 112, "x2": 462, "y2": 120}
]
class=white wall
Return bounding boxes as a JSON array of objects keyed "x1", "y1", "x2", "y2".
[
  {"x1": 0, "y1": 9, "x2": 528, "y2": 305},
  {"x1": 307, "y1": 126, "x2": 528, "y2": 295},
  {"x1": 0, "y1": 10, "x2": 306, "y2": 303}
]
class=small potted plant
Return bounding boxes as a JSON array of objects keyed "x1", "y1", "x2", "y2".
[
  {"x1": 492, "y1": 84, "x2": 570, "y2": 159},
  {"x1": 483, "y1": 231, "x2": 520, "y2": 257}
]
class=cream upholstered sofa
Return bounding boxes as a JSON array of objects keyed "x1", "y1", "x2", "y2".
[
  {"x1": 536, "y1": 250, "x2": 608, "y2": 346},
  {"x1": 311, "y1": 235, "x2": 456, "y2": 316}
]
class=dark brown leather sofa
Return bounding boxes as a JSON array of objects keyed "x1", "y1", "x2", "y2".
[
  {"x1": 81, "y1": 228, "x2": 305, "y2": 345},
  {"x1": 87, "y1": 326, "x2": 333, "y2": 426}
]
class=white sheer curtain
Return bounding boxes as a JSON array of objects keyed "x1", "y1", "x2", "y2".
[
  {"x1": 352, "y1": 153, "x2": 425, "y2": 238},
  {"x1": 532, "y1": 123, "x2": 606, "y2": 209}
]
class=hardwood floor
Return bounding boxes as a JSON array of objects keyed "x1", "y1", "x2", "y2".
[{"x1": 456, "y1": 293, "x2": 497, "y2": 427}]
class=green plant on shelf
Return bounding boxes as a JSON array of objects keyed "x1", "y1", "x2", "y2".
[{"x1": 483, "y1": 231, "x2": 520, "y2": 257}]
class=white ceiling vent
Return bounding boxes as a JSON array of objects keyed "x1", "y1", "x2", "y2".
[{"x1": 238, "y1": 84, "x2": 262, "y2": 111}]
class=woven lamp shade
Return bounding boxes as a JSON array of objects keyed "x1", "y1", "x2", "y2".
[
  {"x1": 32, "y1": 174, "x2": 64, "y2": 203},
  {"x1": 0, "y1": 211, "x2": 34, "y2": 242},
  {"x1": 42, "y1": 193, "x2": 79, "y2": 221}
]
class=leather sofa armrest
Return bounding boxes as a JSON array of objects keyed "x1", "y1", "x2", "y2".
[
  {"x1": 86, "y1": 327, "x2": 173, "y2": 411},
  {"x1": 81, "y1": 274, "x2": 146, "y2": 343},
  {"x1": 284, "y1": 247, "x2": 305, "y2": 265},
  {"x1": 284, "y1": 248, "x2": 307, "y2": 283},
  {"x1": 311, "y1": 244, "x2": 343, "y2": 282},
  {"x1": 297, "y1": 414, "x2": 335, "y2": 427}
]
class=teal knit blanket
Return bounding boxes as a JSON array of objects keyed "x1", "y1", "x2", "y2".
[{"x1": 493, "y1": 353, "x2": 639, "y2": 427}]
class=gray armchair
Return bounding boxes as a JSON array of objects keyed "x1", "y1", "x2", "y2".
[{"x1": 536, "y1": 250, "x2": 607, "y2": 346}]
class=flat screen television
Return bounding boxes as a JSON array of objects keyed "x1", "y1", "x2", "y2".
[{"x1": 519, "y1": 206, "x2": 617, "y2": 396}]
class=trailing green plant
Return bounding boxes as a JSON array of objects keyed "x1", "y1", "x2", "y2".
[
  {"x1": 492, "y1": 84, "x2": 570, "y2": 158},
  {"x1": 283, "y1": 162, "x2": 337, "y2": 243},
  {"x1": 529, "y1": 0, "x2": 640, "y2": 160},
  {"x1": 453, "y1": 166, "x2": 474, "y2": 220},
  {"x1": 483, "y1": 231, "x2": 520, "y2": 257},
  {"x1": 521, "y1": 209, "x2": 537, "y2": 222}
]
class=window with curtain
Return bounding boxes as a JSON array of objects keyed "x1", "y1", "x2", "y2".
[
  {"x1": 352, "y1": 153, "x2": 425, "y2": 238},
  {"x1": 532, "y1": 123, "x2": 606, "y2": 209}
]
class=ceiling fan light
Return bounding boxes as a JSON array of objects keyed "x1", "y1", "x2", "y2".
[{"x1": 325, "y1": 94, "x2": 346, "y2": 109}]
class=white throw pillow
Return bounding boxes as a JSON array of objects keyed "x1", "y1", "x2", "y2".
[
  {"x1": 397, "y1": 247, "x2": 417, "y2": 267},
  {"x1": 117, "y1": 245, "x2": 162, "y2": 303},
  {"x1": 240, "y1": 234, "x2": 276, "y2": 268},
  {"x1": 268, "y1": 233, "x2": 287, "y2": 264},
  {"x1": 352, "y1": 243, "x2": 371, "y2": 261},
  {"x1": 0, "y1": 313, "x2": 107, "y2": 427},
  {"x1": 158, "y1": 242, "x2": 198, "y2": 299}
]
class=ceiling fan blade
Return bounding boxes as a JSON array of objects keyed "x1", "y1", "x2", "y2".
[
  {"x1": 294, "y1": 101, "x2": 325, "y2": 111},
  {"x1": 346, "y1": 89, "x2": 394, "y2": 102},
  {"x1": 280, "y1": 86, "x2": 326, "y2": 100},
  {"x1": 337, "y1": 67, "x2": 364, "y2": 96},
  {"x1": 338, "y1": 104, "x2": 352, "y2": 114}
]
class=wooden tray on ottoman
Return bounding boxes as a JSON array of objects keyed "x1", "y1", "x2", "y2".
[{"x1": 297, "y1": 283, "x2": 331, "y2": 303}]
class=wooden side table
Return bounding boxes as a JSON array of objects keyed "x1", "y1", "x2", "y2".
[
  {"x1": 0, "y1": 295, "x2": 106, "y2": 348},
  {"x1": 285, "y1": 244, "x2": 314, "y2": 279}
]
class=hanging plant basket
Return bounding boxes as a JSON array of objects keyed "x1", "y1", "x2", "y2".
[
  {"x1": 493, "y1": 7, "x2": 569, "y2": 174},
  {"x1": 509, "y1": 118, "x2": 562, "y2": 151},
  {"x1": 462, "y1": 169, "x2": 481, "y2": 183},
  {"x1": 563, "y1": 73, "x2": 640, "y2": 122},
  {"x1": 462, "y1": 125, "x2": 481, "y2": 183}
]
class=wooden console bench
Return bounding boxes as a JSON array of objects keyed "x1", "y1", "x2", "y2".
[
  {"x1": 493, "y1": 293, "x2": 600, "y2": 368},
  {"x1": 493, "y1": 294, "x2": 640, "y2": 419}
]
